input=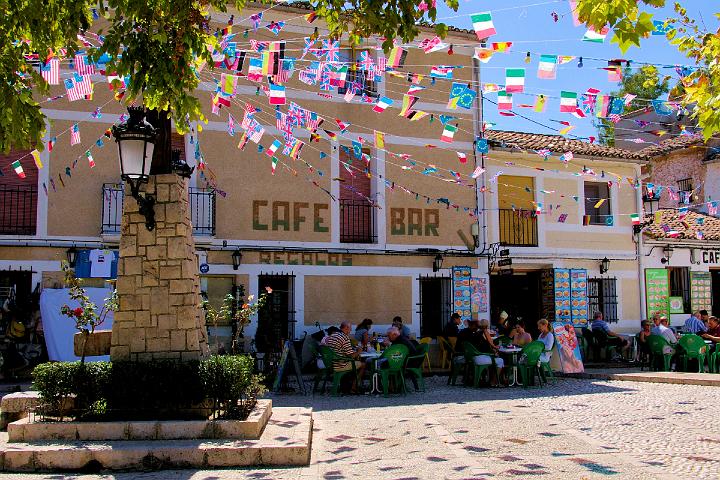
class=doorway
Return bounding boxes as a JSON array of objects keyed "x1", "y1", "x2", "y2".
[
  {"x1": 418, "y1": 276, "x2": 451, "y2": 337},
  {"x1": 490, "y1": 271, "x2": 542, "y2": 335},
  {"x1": 712, "y1": 270, "x2": 720, "y2": 317},
  {"x1": 255, "y1": 274, "x2": 295, "y2": 353}
]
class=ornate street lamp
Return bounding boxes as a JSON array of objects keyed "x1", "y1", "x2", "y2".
[
  {"x1": 432, "y1": 254, "x2": 443, "y2": 273},
  {"x1": 112, "y1": 106, "x2": 158, "y2": 231},
  {"x1": 232, "y1": 249, "x2": 242, "y2": 270},
  {"x1": 599, "y1": 257, "x2": 610, "y2": 274},
  {"x1": 66, "y1": 246, "x2": 78, "y2": 268}
]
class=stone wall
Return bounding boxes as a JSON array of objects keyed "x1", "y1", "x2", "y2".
[
  {"x1": 111, "y1": 174, "x2": 209, "y2": 362},
  {"x1": 645, "y1": 149, "x2": 707, "y2": 209}
]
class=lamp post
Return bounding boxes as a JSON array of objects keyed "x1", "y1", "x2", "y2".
[
  {"x1": 232, "y1": 249, "x2": 242, "y2": 270},
  {"x1": 112, "y1": 106, "x2": 158, "y2": 231}
]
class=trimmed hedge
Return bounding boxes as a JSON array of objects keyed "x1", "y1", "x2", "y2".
[{"x1": 32, "y1": 355, "x2": 266, "y2": 421}]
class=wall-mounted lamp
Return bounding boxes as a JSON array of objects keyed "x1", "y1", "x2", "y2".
[
  {"x1": 66, "y1": 246, "x2": 78, "y2": 268},
  {"x1": 599, "y1": 257, "x2": 610, "y2": 274},
  {"x1": 432, "y1": 254, "x2": 443, "y2": 273},
  {"x1": 661, "y1": 245, "x2": 674, "y2": 264},
  {"x1": 231, "y1": 249, "x2": 242, "y2": 270},
  {"x1": 471, "y1": 223, "x2": 480, "y2": 248}
]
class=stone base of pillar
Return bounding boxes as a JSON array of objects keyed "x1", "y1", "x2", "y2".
[{"x1": 111, "y1": 174, "x2": 208, "y2": 362}]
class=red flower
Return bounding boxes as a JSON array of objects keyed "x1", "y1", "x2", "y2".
[
  {"x1": 265, "y1": 286, "x2": 273, "y2": 293},
  {"x1": 73, "y1": 307, "x2": 84, "y2": 318}
]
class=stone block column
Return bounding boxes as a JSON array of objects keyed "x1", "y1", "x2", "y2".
[{"x1": 111, "y1": 174, "x2": 209, "y2": 362}]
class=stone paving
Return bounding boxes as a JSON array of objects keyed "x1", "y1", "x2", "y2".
[{"x1": 3, "y1": 376, "x2": 719, "y2": 479}]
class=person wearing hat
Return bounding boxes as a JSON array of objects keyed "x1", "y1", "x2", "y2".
[{"x1": 495, "y1": 310, "x2": 512, "y2": 336}]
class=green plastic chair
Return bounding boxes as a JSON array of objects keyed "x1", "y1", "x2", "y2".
[
  {"x1": 404, "y1": 343, "x2": 428, "y2": 392},
  {"x1": 494, "y1": 335, "x2": 512, "y2": 346},
  {"x1": 592, "y1": 328, "x2": 618, "y2": 361},
  {"x1": 375, "y1": 344, "x2": 409, "y2": 397},
  {"x1": 316, "y1": 345, "x2": 359, "y2": 396},
  {"x1": 709, "y1": 347, "x2": 719, "y2": 373},
  {"x1": 646, "y1": 335, "x2": 674, "y2": 372},
  {"x1": 678, "y1": 334, "x2": 708, "y2": 373},
  {"x1": 463, "y1": 343, "x2": 498, "y2": 388},
  {"x1": 518, "y1": 341, "x2": 545, "y2": 388},
  {"x1": 448, "y1": 341, "x2": 466, "y2": 386}
]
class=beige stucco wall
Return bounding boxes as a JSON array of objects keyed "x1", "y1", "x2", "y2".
[{"x1": 304, "y1": 275, "x2": 412, "y2": 326}]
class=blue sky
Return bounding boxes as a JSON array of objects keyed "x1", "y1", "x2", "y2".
[{"x1": 433, "y1": 0, "x2": 719, "y2": 139}]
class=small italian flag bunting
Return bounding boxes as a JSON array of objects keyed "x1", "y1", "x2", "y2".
[
  {"x1": 12, "y1": 160, "x2": 25, "y2": 178},
  {"x1": 86, "y1": 151, "x2": 95, "y2": 168},
  {"x1": 631, "y1": 213, "x2": 640, "y2": 225},
  {"x1": 560, "y1": 91, "x2": 578, "y2": 113},
  {"x1": 498, "y1": 90, "x2": 513, "y2": 110},
  {"x1": 583, "y1": 26, "x2": 609, "y2": 43},
  {"x1": 271, "y1": 156, "x2": 279, "y2": 175},
  {"x1": 30, "y1": 150, "x2": 43, "y2": 169},
  {"x1": 440, "y1": 124, "x2": 458, "y2": 143},
  {"x1": 471, "y1": 12, "x2": 496, "y2": 40},
  {"x1": 505, "y1": 68, "x2": 525, "y2": 93}
]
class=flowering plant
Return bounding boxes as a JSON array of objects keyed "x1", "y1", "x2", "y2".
[
  {"x1": 60, "y1": 261, "x2": 118, "y2": 362},
  {"x1": 203, "y1": 286, "x2": 272, "y2": 353}
]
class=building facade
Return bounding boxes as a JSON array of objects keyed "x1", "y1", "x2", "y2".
[{"x1": 1, "y1": 3, "x2": 716, "y2": 355}]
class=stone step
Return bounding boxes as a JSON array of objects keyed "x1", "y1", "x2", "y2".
[
  {"x1": 0, "y1": 407, "x2": 312, "y2": 471},
  {"x1": 8, "y1": 400, "x2": 272, "y2": 442}
]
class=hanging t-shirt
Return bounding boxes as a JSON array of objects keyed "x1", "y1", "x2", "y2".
[{"x1": 89, "y1": 249, "x2": 113, "y2": 278}]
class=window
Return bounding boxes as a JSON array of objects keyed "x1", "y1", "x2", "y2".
[
  {"x1": 200, "y1": 276, "x2": 236, "y2": 326},
  {"x1": 0, "y1": 149, "x2": 37, "y2": 235},
  {"x1": 418, "y1": 276, "x2": 452, "y2": 337},
  {"x1": 668, "y1": 267, "x2": 690, "y2": 313},
  {"x1": 339, "y1": 147, "x2": 376, "y2": 243},
  {"x1": 337, "y1": 49, "x2": 378, "y2": 98},
  {"x1": 584, "y1": 182, "x2": 612, "y2": 226},
  {"x1": 677, "y1": 178, "x2": 693, "y2": 194},
  {"x1": 588, "y1": 278, "x2": 618, "y2": 322},
  {"x1": 497, "y1": 176, "x2": 538, "y2": 246}
]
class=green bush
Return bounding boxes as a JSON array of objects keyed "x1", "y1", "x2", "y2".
[
  {"x1": 199, "y1": 355, "x2": 267, "y2": 420},
  {"x1": 32, "y1": 362, "x2": 111, "y2": 420},
  {"x1": 31, "y1": 355, "x2": 265, "y2": 421}
]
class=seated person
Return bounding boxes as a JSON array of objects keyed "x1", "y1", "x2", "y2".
[
  {"x1": 510, "y1": 320, "x2": 532, "y2": 347},
  {"x1": 494, "y1": 310, "x2": 512, "y2": 336},
  {"x1": 591, "y1": 311, "x2": 629, "y2": 358},
  {"x1": 476, "y1": 319, "x2": 505, "y2": 385},
  {"x1": 323, "y1": 322, "x2": 365, "y2": 388},
  {"x1": 651, "y1": 316, "x2": 679, "y2": 356},
  {"x1": 392, "y1": 316, "x2": 412, "y2": 338},
  {"x1": 684, "y1": 311, "x2": 707, "y2": 334},
  {"x1": 700, "y1": 316, "x2": 720, "y2": 353},
  {"x1": 537, "y1": 319, "x2": 555, "y2": 363},
  {"x1": 354, "y1": 318, "x2": 373, "y2": 347},
  {"x1": 443, "y1": 312, "x2": 462, "y2": 337},
  {"x1": 637, "y1": 320, "x2": 652, "y2": 358},
  {"x1": 382, "y1": 326, "x2": 421, "y2": 390},
  {"x1": 455, "y1": 319, "x2": 483, "y2": 363}
]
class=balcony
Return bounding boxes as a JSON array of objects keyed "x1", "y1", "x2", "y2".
[
  {"x1": 0, "y1": 185, "x2": 37, "y2": 235},
  {"x1": 102, "y1": 183, "x2": 216, "y2": 236},
  {"x1": 340, "y1": 199, "x2": 376, "y2": 243},
  {"x1": 498, "y1": 208, "x2": 538, "y2": 247}
]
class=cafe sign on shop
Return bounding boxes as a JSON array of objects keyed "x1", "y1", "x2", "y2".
[{"x1": 701, "y1": 250, "x2": 720, "y2": 264}]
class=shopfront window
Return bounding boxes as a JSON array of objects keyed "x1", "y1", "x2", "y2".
[
  {"x1": 668, "y1": 267, "x2": 690, "y2": 313},
  {"x1": 201, "y1": 276, "x2": 235, "y2": 326}
]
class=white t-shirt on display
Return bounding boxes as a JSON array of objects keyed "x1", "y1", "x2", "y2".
[{"x1": 89, "y1": 249, "x2": 114, "y2": 278}]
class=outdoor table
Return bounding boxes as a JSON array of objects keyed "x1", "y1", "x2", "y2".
[
  {"x1": 360, "y1": 351, "x2": 382, "y2": 394},
  {"x1": 498, "y1": 346, "x2": 522, "y2": 387}
]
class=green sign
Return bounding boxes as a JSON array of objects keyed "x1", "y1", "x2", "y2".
[
  {"x1": 690, "y1": 271, "x2": 713, "y2": 312},
  {"x1": 645, "y1": 268, "x2": 669, "y2": 320}
]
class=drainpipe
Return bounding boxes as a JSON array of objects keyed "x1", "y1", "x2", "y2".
[
  {"x1": 635, "y1": 163, "x2": 647, "y2": 320},
  {"x1": 472, "y1": 57, "x2": 487, "y2": 272}
]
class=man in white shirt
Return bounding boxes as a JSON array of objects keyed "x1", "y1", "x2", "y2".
[{"x1": 651, "y1": 316, "x2": 678, "y2": 352}]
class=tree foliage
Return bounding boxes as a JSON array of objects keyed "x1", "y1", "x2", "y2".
[
  {"x1": 596, "y1": 65, "x2": 671, "y2": 145},
  {"x1": 577, "y1": 0, "x2": 720, "y2": 139},
  {"x1": 1, "y1": 0, "x2": 458, "y2": 153}
]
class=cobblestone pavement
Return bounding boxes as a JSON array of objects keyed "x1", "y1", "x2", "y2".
[{"x1": 4, "y1": 377, "x2": 719, "y2": 479}]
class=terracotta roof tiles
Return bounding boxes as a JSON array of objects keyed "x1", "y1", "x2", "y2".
[{"x1": 643, "y1": 209, "x2": 720, "y2": 242}]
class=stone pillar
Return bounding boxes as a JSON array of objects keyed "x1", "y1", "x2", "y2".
[{"x1": 111, "y1": 174, "x2": 209, "y2": 362}]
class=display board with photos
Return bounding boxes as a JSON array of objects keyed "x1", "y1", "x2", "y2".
[
  {"x1": 645, "y1": 268, "x2": 670, "y2": 320},
  {"x1": 452, "y1": 266, "x2": 473, "y2": 324},
  {"x1": 553, "y1": 268, "x2": 588, "y2": 327},
  {"x1": 470, "y1": 277, "x2": 488, "y2": 318},
  {"x1": 690, "y1": 271, "x2": 712, "y2": 313}
]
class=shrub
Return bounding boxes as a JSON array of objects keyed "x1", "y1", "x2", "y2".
[
  {"x1": 199, "y1": 355, "x2": 267, "y2": 419},
  {"x1": 31, "y1": 355, "x2": 265, "y2": 421}
]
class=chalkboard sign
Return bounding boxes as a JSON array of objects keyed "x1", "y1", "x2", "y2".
[{"x1": 272, "y1": 340, "x2": 306, "y2": 394}]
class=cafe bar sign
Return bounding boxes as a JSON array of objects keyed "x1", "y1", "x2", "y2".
[{"x1": 701, "y1": 250, "x2": 720, "y2": 264}]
